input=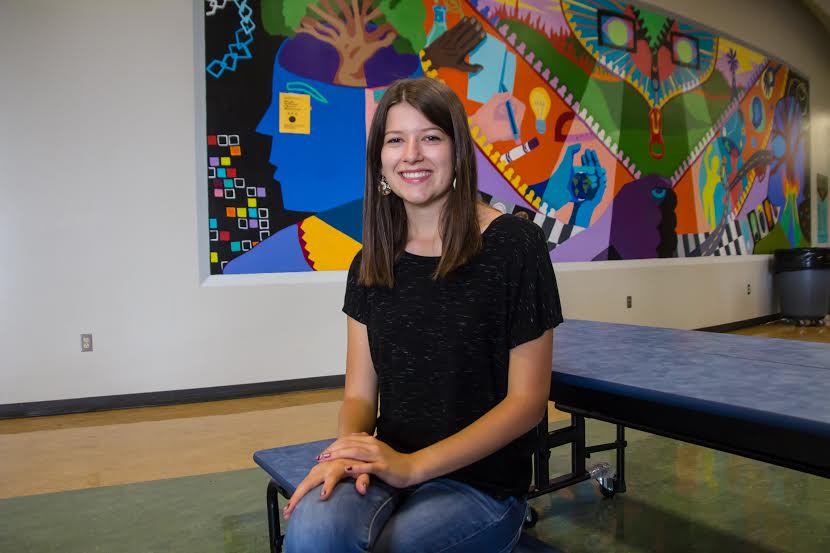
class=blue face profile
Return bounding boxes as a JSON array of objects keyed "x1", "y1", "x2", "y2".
[{"x1": 257, "y1": 44, "x2": 367, "y2": 213}]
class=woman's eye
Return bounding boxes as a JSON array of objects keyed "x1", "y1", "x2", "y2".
[
  {"x1": 423, "y1": 135, "x2": 441, "y2": 142},
  {"x1": 386, "y1": 137, "x2": 402, "y2": 144}
]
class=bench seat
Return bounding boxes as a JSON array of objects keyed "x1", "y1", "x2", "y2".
[{"x1": 254, "y1": 439, "x2": 562, "y2": 553}]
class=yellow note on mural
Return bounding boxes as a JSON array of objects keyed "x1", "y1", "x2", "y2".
[{"x1": 279, "y1": 93, "x2": 311, "y2": 134}]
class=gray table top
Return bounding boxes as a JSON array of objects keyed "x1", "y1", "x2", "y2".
[{"x1": 553, "y1": 320, "x2": 830, "y2": 431}]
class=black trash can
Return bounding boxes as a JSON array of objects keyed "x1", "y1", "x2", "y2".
[{"x1": 773, "y1": 248, "x2": 830, "y2": 321}]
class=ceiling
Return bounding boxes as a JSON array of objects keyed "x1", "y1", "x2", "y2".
[{"x1": 802, "y1": 0, "x2": 830, "y2": 36}]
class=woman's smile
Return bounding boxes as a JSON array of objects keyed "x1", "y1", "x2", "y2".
[{"x1": 399, "y1": 169, "x2": 433, "y2": 184}]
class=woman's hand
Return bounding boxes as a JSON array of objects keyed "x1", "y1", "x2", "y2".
[
  {"x1": 283, "y1": 458, "x2": 371, "y2": 520},
  {"x1": 317, "y1": 432, "x2": 421, "y2": 488}
]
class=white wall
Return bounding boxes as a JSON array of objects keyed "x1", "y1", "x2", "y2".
[{"x1": 0, "y1": 0, "x2": 827, "y2": 405}]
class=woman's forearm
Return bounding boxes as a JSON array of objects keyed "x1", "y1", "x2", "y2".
[
  {"x1": 409, "y1": 394, "x2": 547, "y2": 484},
  {"x1": 337, "y1": 397, "x2": 378, "y2": 437}
]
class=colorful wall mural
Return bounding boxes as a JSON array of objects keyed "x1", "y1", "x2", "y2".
[{"x1": 204, "y1": 0, "x2": 811, "y2": 274}]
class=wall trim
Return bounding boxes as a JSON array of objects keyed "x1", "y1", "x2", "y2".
[
  {"x1": 695, "y1": 314, "x2": 781, "y2": 333},
  {"x1": 0, "y1": 375, "x2": 345, "y2": 420}
]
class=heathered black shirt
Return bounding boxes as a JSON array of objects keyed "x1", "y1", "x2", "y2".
[{"x1": 342, "y1": 214, "x2": 563, "y2": 498}]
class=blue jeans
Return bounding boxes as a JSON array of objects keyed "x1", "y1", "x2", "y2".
[{"x1": 283, "y1": 477, "x2": 527, "y2": 553}]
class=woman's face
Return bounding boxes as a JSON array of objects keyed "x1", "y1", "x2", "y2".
[{"x1": 380, "y1": 102, "x2": 454, "y2": 211}]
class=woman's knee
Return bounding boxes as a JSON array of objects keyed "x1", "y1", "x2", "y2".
[
  {"x1": 283, "y1": 481, "x2": 395, "y2": 553},
  {"x1": 372, "y1": 479, "x2": 526, "y2": 553}
]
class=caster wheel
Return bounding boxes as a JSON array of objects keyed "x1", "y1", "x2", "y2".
[
  {"x1": 524, "y1": 505, "x2": 539, "y2": 528},
  {"x1": 598, "y1": 477, "x2": 617, "y2": 498}
]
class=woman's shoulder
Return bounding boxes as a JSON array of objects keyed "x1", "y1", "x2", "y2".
[
  {"x1": 347, "y1": 249, "x2": 364, "y2": 280},
  {"x1": 485, "y1": 213, "x2": 546, "y2": 246}
]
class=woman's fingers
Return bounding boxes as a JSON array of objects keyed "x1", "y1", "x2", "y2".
[
  {"x1": 319, "y1": 439, "x2": 379, "y2": 462},
  {"x1": 317, "y1": 435, "x2": 373, "y2": 459},
  {"x1": 283, "y1": 472, "x2": 324, "y2": 520},
  {"x1": 345, "y1": 463, "x2": 378, "y2": 476},
  {"x1": 284, "y1": 460, "x2": 371, "y2": 519},
  {"x1": 355, "y1": 473, "x2": 371, "y2": 495},
  {"x1": 324, "y1": 445, "x2": 373, "y2": 462},
  {"x1": 318, "y1": 472, "x2": 340, "y2": 501}
]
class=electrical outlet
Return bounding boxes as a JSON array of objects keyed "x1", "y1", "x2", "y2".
[
  {"x1": 746, "y1": 284, "x2": 751, "y2": 295},
  {"x1": 626, "y1": 296, "x2": 632, "y2": 308},
  {"x1": 81, "y1": 334, "x2": 93, "y2": 352}
]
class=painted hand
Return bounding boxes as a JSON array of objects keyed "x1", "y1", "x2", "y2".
[
  {"x1": 568, "y1": 148, "x2": 606, "y2": 227},
  {"x1": 422, "y1": 16, "x2": 486, "y2": 73},
  {"x1": 470, "y1": 92, "x2": 526, "y2": 144},
  {"x1": 282, "y1": 457, "x2": 370, "y2": 520},
  {"x1": 543, "y1": 143, "x2": 582, "y2": 211},
  {"x1": 570, "y1": 149, "x2": 606, "y2": 202},
  {"x1": 318, "y1": 432, "x2": 419, "y2": 488},
  {"x1": 543, "y1": 145, "x2": 607, "y2": 226}
]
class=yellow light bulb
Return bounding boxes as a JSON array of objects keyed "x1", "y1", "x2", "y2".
[{"x1": 529, "y1": 87, "x2": 551, "y2": 134}]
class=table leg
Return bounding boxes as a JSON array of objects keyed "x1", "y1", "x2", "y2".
[
  {"x1": 533, "y1": 410, "x2": 552, "y2": 491},
  {"x1": 266, "y1": 480, "x2": 286, "y2": 553},
  {"x1": 615, "y1": 424, "x2": 627, "y2": 493}
]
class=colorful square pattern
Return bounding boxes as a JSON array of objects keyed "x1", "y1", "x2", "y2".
[{"x1": 207, "y1": 133, "x2": 271, "y2": 273}]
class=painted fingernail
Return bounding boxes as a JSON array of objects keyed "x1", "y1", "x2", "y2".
[
  {"x1": 322, "y1": 453, "x2": 331, "y2": 459},
  {"x1": 346, "y1": 466, "x2": 352, "y2": 471},
  {"x1": 315, "y1": 455, "x2": 321, "y2": 460}
]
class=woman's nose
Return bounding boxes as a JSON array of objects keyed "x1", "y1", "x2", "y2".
[{"x1": 402, "y1": 139, "x2": 423, "y2": 162}]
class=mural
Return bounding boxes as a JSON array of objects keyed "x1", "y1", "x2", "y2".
[
  {"x1": 204, "y1": 0, "x2": 811, "y2": 274},
  {"x1": 818, "y1": 174, "x2": 828, "y2": 244}
]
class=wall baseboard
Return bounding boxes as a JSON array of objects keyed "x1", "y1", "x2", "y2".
[
  {"x1": 695, "y1": 314, "x2": 781, "y2": 333},
  {"x1": 0, "y1": 375, "x2": 345, "y2": 420}
]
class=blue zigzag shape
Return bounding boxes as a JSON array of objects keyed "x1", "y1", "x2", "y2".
[{"x1": 207, "y1": 0, "x2": 255, "y2": 79}]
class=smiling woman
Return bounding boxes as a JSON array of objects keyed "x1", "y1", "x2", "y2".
[{"x1": 279, "y1": 78, "x2": 564, "y2": 553}]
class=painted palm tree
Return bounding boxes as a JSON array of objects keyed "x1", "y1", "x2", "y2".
[{"x1": 726, "y1": 48, "x2": 739, "y2": 98}]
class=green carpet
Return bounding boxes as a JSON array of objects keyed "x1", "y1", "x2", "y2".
[{"x1": 2, "y1": 421, "x2": 828, "y2": 552}]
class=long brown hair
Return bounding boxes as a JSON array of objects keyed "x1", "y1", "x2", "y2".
[{"x1": 360, "y1": 78, "x2": 481, "y2": 287}]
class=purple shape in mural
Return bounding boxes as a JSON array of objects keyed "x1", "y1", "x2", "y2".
[
  {"x1": 738, "y1": 166, "x2": 770, "y2": 220},
  {"x1": 364, "y1": 45, "x2": 420, "y2": 88},
  {"x1": 551, "y1": 212, "x2": 612, "y2": 262},
  {"x1": 279, "y1": 35, "x2": 419, "y2": 88},
  {"x1": 279, "y1": 34, "x2": 339, "y2": 84},
  {"x1": 475, "y1": 149, "x2": 530, "y2": 206},
  {"x1": 606, "y1": 175, "x2": 677, "y2": 260}
]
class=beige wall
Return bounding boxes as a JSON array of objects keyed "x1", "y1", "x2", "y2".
[{"x1": 0, "y1": 0, "x2": 827, "y2": 405}]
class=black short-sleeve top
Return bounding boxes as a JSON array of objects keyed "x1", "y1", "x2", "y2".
[{"x1": 343, "y1": 214, "x2": 564, "y2": 498}]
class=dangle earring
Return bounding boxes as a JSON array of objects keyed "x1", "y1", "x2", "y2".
[
  {"x1": 379, "y1": 175, "x2": 391, "y2": 196},
  {"x1": 452, "y1": 177, "x2": 457, "y2": 190}
]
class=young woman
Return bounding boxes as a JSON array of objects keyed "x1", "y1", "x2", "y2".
[{"x1": 282, "y1": 77, "x2": 563, "y2": 552}]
